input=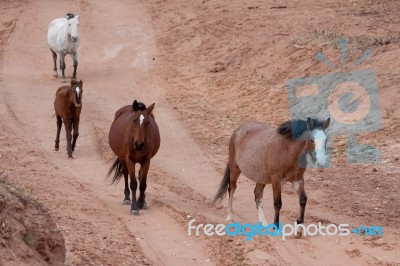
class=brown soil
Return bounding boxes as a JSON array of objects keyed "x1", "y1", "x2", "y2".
[
  {"x1": 0, "y1": 176, "x2": 65, "y2": 265},
  {"x1": 0, "y1": 0, "x2": 399, "y2": 265}
]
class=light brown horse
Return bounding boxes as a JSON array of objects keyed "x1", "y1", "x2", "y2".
[
  {"x1": 54, "y1": 79, "x2": 83, "y2": 158},
  {"x1": 107, "y1": 100, "x2": 160, "y2": 215},
  {"x1": 213, "y1": 118, "x2": 330, "y2": 227}
]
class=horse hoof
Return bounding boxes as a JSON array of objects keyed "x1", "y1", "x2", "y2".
[
  {"x1": 261, "y1": 221, "x2": 268, "y2": 226},
  {"x1": 123, "y1": 200, "x2": 131, "y2": 205},
  {"x1": 61, "y1": 78, "x2": 67, "y2": 83},
  {"x1": 139, "y1": 203, "x2": 147, "y2": 210},
  {"x1": 55, "y1": 147, "x2": 59, "y2": 151},
  {"x1": 295, "y1": 228, "x2": 303, "y2": 239},
  {"x1": 68, "y1": 155, "x2": 74, "y2": 159},
  {"x1": 131, "y1": 210, "x2": 139, "y2": 215}
]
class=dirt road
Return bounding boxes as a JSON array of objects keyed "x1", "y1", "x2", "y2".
[{"x1": 0, "y1": 0, "x2": 399, "y2": 265}]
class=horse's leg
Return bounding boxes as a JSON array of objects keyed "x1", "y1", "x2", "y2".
[
  {"x1": 122, "y1": 162, "x2": 131, "y2": 205},
  {"x1": 127, "y1": 161, "x2": 139, "y2": 215},
  {"x1": 296, "y1": 178, "x2": 307, "y2": 224},
  {"x1": 71, "y1": 118, "x2": 80, "y2": 152},
  {"x1": 60, "y1": 54, "x2": 66, "y2": 83},
  {"x1": 271, "y1": 175, "x2": 282, "y2": 228},
  {"x1": 254, "y1": 183, "x2": 267, "y2": 226},
  {"x1": 50, "y1": 49, "x2": 57, "y2": 77},
  {"x1": 64, "y1": 120, "x2": 73, "y2": 158},
  {"x1": 71, "y1": 52, "x2": 78, "y2": 79},
  {"x1": 137, "y1": 161, "x2": 150, "y2": 210},
  {"x1": 226, "y1": 164, "x2": 240, "y2": 223},
  {"x1": 55, "y1": 115, "x2": 62, "y2": 151}
]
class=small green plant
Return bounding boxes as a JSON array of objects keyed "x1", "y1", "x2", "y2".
[{"x1": 23, "y1": 233, "x2": 35, "y2": 246}]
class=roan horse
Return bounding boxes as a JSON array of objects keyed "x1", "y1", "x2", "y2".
[
  {"x1": 47, "y1": 13, "x2": 80, "y2": 83},
  {"x1": 54, "y1": 79, "x2": 83, "y2": 158},
  {"x1": 107, "y1": 100, "x2": 160, "y2": 215},
  {"x1": 213, "y1": 117, "x2": 330, "y2": 228}
]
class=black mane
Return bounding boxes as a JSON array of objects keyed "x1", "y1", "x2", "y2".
[
  {"x1": 132, "y1": 100, "x2": 146, "y2": 111},
  {"x1": 70, "y1": 78, "x2": 80, "y2": 86},
  {"x1": 277, "y1": 119, "x2": 325, "y2": 139},
  {"x1": 65, "y1": 13, "x2": 75, "y2": 20}
]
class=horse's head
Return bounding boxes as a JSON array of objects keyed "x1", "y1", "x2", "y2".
[
  {"x1": 70, "y1": 79, "x2": 83, "y2": 107},
  {"x1": 131, "y1": 100, "x2": 155, "y2": 151},
  {"x1": 65, "y1": 13, "x2": 80, "y2": 42},
  {"x1": 304, "y1": 117, "x2": 330, "y2": 167}
]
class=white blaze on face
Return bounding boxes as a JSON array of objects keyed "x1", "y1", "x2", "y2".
[
  {"x1": 75, "y1": 87, "x2": 80, "y2": 98},
  {"x1": 139, "y1": 114, "x2": 144, "y2": 126},
  {"x1": 312, "y1": 129, "x2": 327, "y2": 166}
]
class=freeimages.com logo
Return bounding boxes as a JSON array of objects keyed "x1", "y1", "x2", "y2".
[{"x1": 286, "y1": 38, "x2": 382, "y2": 166}]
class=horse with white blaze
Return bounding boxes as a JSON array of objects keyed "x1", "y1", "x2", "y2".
[{"x1": 214, "y1": 117, "x2": 330, "y2": 228}]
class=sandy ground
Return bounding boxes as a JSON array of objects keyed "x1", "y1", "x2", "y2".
[{"x1": 0, "y1": 0, "x2": 399, "y2": 265}]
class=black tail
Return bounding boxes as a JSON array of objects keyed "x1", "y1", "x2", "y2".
[
  {"x1": 107, "y1": 158, "x2": 124, "y2": 185},
  {"x1": 213, "y1": 165, "x2": 230, "y2": 203}
]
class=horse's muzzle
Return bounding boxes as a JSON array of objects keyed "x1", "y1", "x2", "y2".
[
  {"x1": 135, "y1": 142, "x2": 144, "y2": 151},
  {"x1": 71, "y1": 36, "x2": 78, "y2": 42}
]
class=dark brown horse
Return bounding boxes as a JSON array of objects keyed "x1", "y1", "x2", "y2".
[
  {"x1": 107, "y1": 100, "x2": 160, "y2": 215},
  {"x1": 214, "y1": 117, "x2": 330, "y2": 227},
  {"x1": 54, "y1": 79, "x2": 83, "y2": 158}
]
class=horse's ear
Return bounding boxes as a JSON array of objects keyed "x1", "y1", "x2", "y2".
[
  {"x1": 132, "y1": 100, "x2": 139, "y2": 111},
  {"x1": 146, "y1": 103, "x2": 155, "y2": 114},
  {"x1": 323, "y1": 118, "x2": 330, "y2": 129},
  {"x1": 306, "y1": 117, "x2": 313, "y2": 130},
  {"x1": 75, "y1": 15, "x2": 80, "y2": 20}
]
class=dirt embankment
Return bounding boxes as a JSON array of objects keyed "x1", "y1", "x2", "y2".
[{"x1": 0, "y1": 176, "x2": 66, "y2": 265}]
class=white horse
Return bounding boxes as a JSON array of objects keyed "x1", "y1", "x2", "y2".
[{"x1": 47, "y1": 13, "x2": 80, "y2": 83}]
